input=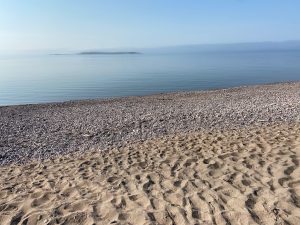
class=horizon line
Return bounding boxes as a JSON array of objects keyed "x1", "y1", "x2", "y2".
[{"x1": 2, "y1": 39, "x2": 300, "y2": 54}]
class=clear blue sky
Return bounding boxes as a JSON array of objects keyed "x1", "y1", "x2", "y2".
[{"x1": 1, "y1": 0, "x2": 300, "y2": 52}]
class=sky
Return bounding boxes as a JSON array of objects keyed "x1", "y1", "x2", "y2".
[{"x1": 1, "y1": 0, "x2": 300, "y2": 52}]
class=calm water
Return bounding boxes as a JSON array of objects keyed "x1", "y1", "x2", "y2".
[{"x1": 0, "y1": 50, "x2": 300, "y2": 106}]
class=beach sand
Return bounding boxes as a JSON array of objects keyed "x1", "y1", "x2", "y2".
[{"x1": 1, "y1": 122, "x2": 300, "y2": 225}]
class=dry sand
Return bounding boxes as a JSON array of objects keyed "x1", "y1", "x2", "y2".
[{"x1": 1, "y1": 122, "x2": 300, "y2": 225}]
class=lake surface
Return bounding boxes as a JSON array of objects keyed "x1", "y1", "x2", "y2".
[{"x1": 0, "y1": 50, "x2": 300, "y2": 106}]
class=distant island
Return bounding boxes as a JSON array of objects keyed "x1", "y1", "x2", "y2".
[
  {"x1": 51, "y1": 51, "x2": 141, "y2": 56},
  {"x1": 78, "y1": 51, "x2": 141, "y2": 55}
]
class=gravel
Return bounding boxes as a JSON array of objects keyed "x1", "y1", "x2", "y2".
[{"x1": 1, "y1": 82, "x2": 300, "y2": 165}]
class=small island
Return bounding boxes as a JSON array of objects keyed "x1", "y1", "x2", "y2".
[
  {"x1": 78, "y1": 51, "x2": 141, "y2": 55},
  {"x1": 50, "y1": 51, "x2": 141, "y2": 56}
]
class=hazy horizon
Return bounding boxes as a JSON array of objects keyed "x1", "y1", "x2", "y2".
[
  {"x1": 2, "y1": 40, "x2": 300, "y2": 56},
  {"x1": 1, "y1": 1, "x2": 300, "y2": 53}
]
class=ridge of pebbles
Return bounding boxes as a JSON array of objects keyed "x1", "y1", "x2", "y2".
[{"x1": 1, "y1": 82, "x2": 300, "y2": 165}]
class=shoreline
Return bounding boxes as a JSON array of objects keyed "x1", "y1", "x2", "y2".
[
  {"x1": 0, "y1": 81, "x2": 298, "y2": 108},
  {"x1": 1, "y1": 81, "x2": 300, "y2": 165}
]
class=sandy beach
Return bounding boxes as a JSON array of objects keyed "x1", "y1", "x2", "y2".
[{"x1": 1, "y1": 82, "x2": 300, "y2": 225}]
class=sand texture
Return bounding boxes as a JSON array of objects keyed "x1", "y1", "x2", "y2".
[{"x1": 1, "y1": 122, "x2": 300, "y2": 225}]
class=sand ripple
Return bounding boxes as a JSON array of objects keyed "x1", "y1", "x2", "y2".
[{"x1": 1, "y1": 123, "x2": 300, "y2": 225}]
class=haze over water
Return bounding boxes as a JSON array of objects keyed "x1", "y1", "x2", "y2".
[{"x1": 1, "y1": 46, "x2": 300, "y2": 106}]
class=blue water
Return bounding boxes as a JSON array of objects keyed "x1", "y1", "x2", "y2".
[{"x1": 0, "y1": 50, "x2": 300, "y2": 106}]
